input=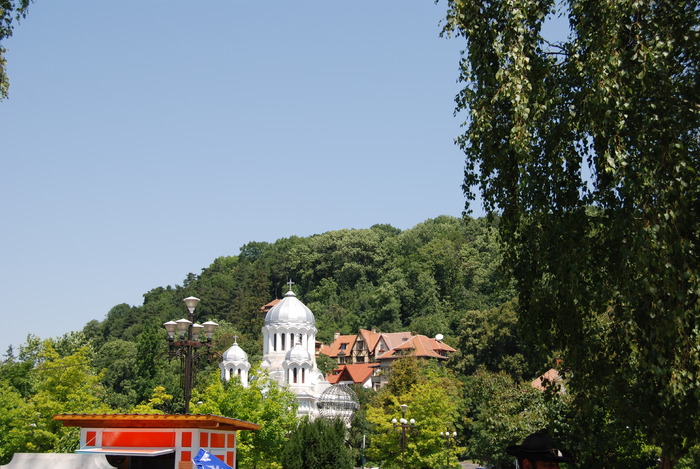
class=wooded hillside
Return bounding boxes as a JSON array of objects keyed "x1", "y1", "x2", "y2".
[
  {"x1": 82, "y1": 214, "x2": 515, "y2": 370},
  {"x1": 2, "y1": 214, "x2": 695, "y2": 467}
]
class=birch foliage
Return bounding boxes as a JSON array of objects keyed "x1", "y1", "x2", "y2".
[{"x1": 442, "y1": 0, "x2": 699, "y2": 466}]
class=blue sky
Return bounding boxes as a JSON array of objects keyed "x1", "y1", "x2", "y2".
[{"x1": 1, "y1": 1, "x2": 480, "y2": 353}]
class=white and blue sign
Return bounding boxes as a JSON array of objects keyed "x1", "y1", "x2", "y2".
[{"x1": 192, "y1": 448, "x2": 233, "y2": 469}]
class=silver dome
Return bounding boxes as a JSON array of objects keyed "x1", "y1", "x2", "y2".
[
  {"x1": 317, "y1": 384, "x2": 359, "y2": 423},
  {"x1": 222, "y1": 341, "x2": 248, "y2": 363},
  {"x1": 264, "y1": 290, "x2": 315, "y2": 325},
  {"x1": 285, "y1": 343, "x2": 311, "y2": 362}
]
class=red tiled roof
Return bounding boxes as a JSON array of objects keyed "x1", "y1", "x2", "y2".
[
  {"x1": 358, "y1": 329, "x2": 382, "y2": 354},
  {"x1": 317, "y1": 343, "x2": 332, "y2": 356},
  {"x1": 378, "y1": 334, "x2": 453, "y2": 360},
  {"x1": 376, "y1": 332, "x2": 414, "y2": 357},
  {"x1": 325, "y1": 335, "x2": 357, "y2": 358},
  {"x1": 326, "y1": 363, "x2": 378, "y2": 385},
  {"x1": 430, "y1": 338, "x2": 457, "y2": 353}
]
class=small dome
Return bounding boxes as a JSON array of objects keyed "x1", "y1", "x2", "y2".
[
  {"x1": 265, "y1": 290, "x2": 315, "y2": 325},
  {"x1": 285, "y1": 343, "x2": 311, "y2": 362},
  {"x1": 318, "y1": 384, "x2": 360, "y2": 424},
  {"x1": 222, "y1": 341, "x2": 248, "y2": 363}
]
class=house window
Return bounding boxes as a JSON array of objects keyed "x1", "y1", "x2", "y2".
[{"x1": 340, "y1": 343, "x2": 347, "y2": 350}]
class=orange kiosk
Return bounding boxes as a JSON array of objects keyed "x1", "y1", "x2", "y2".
[{"x1": 54, "y1": 414, "x2": 260, "y2": 469}]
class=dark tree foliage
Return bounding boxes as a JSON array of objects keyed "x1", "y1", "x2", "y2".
[
  {"x1": 443, "y1": 0, "x2": 699, "y2": 467},
  {"x1": 282, "y1": 418, "x2": 353, "y2": 469},
  {"x1": 450, "y1": 299, "x2": 536, "y2": 381}
]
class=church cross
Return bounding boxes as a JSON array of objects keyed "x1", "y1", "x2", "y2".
[{"x1": 287, "y1": 279, "x2": 295, "y2": 291}]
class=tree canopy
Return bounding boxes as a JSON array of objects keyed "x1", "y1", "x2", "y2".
[
  {"x1": 192, "y1": 368, "x2": 298, "y2": 469},
  {"x1": 365, "y1": 358, "x2": 465, "y2": 468},
  {"x1": 0, "y1": 215, "x2": 527, "y2": 464},
  {"x1": 282, "y1": 418, "x2": 354, "y2": 469},
  {"x1": 443, "y1": 0, "x2": 699, "y2": 466}
]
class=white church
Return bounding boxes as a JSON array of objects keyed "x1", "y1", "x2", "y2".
[{"x1": 219, "y1": 285, "x2": 331, "y2": 418}]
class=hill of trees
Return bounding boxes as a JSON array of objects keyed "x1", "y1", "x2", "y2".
[
  {"x1": 75, "y1": 214, "x2": 522, "y2": 411},
  {"x1": 3, "y1": 214, "x2": 694, "y2": 467},
  {"x1": 0, "y1": 216, "x2": 526, "y2": 455}
]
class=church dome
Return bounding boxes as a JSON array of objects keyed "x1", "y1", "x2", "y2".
[
  {"x1": 222, "y1": 341, "x2": 248, "y2": 363},
  {"x1": 265, "y1": 290, "x2": 315, "y2": 325},
  {"x1": 286, "y1": 343, "x2": 311, "y2": 362}
]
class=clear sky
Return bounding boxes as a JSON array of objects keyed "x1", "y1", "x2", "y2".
[{"x1": 1, "y1": 1, "x2": 482, "y2": 354}]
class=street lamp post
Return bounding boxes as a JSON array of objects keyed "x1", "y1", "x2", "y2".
[
  {"x1": 391, "y1": 404, "x2": 416, "y2": 469},
  {"x1": 163, "y1": 296, "x2": 218, "y2": 414},
  {"x1": 439, "y1": 430, "x2": 457, "y2": 468}
]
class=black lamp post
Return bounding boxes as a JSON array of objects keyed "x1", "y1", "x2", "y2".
[
  {"x1": 163, "y1": 296, "x2": 218, "y2": 414},
  {"x1": 391, "y1": 404, "x2": 416, "y2": 469}
]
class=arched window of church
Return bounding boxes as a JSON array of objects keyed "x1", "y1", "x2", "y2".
[
  {"x1": 229, "y1": 368, "x2": 234, "y2": 380},
  {"x1": 281, "y1": 334, "x2": 286, "y2": 350},
  {"x1": 291, "y1": 334, "x2": 295, "y2": 347},
  {"x1": 301, "y1": 367, "x2": 306, "y2": 383},
  {"x1": 293, "y1": 368, "x2": 298, "y2": 384},
  {"x1": 273, "y1": 334, "x2": 277, "y2": 352},
  {"x1": 237, "y1": 369, "x2": 242, "y2": 378}
]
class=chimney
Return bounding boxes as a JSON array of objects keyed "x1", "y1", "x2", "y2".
[{"x1": 334, "y1": 332, "x2": 340, "y2": 341}]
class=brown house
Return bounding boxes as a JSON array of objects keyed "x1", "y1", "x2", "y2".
[{"x1": 320, "y1": 329, "x2": 457, "y2": 388}]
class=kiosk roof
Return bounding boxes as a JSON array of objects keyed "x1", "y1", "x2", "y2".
[{"x1": 54, "y1": 413, "x2": 260, "y2": 431}]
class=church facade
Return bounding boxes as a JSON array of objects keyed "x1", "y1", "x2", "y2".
[{"x1": 220, "y1": 287, "x2": 331, "y2": 418}]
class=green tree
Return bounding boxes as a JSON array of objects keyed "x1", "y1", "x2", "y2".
[
  {"x1": 443, "y1": 0, "x2": 699, "y2": 467},
  {"x1": 31, "y1": 342, "x2": 110, "y2": 437},
  {"x1": 133, "y1": 323, "x2": 165, "y2": 404},
  {"x1": 0, "y1": 341, "x2": 110, "y2": 461},
  {"x1": 316, "y1": 352, "x2": 337, "y2": 376},
  {"x1": 192, "y1": 368, "x2": 298, "y2": 469},
  {"x1": 450, "y1": 300, "x2": 534, "y2": 381},
  {"x1": 462, "y1": 368, "x2": 562, "y2": 468},
  {"x1": 0, "y1": 352, "x2": 35, "y2": 399},
  {"x1": 0, "y1": 382, "x2": 37, "y2": 464},
  {"x1": 93, "y1": 339, "x2": 138, "y2": 409},
  {"x1": 0, "y1": 0, "x2": 32, "y2": 99},
  {"x1": 365, "y1": 359, "x2": 464, "y2": 468},
  {"x1": 129, "y1": 386, "x2": 173, "y2": 414},
  {"x1": 282, "y1": 417, "x2": 353, "y2": 469}
]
